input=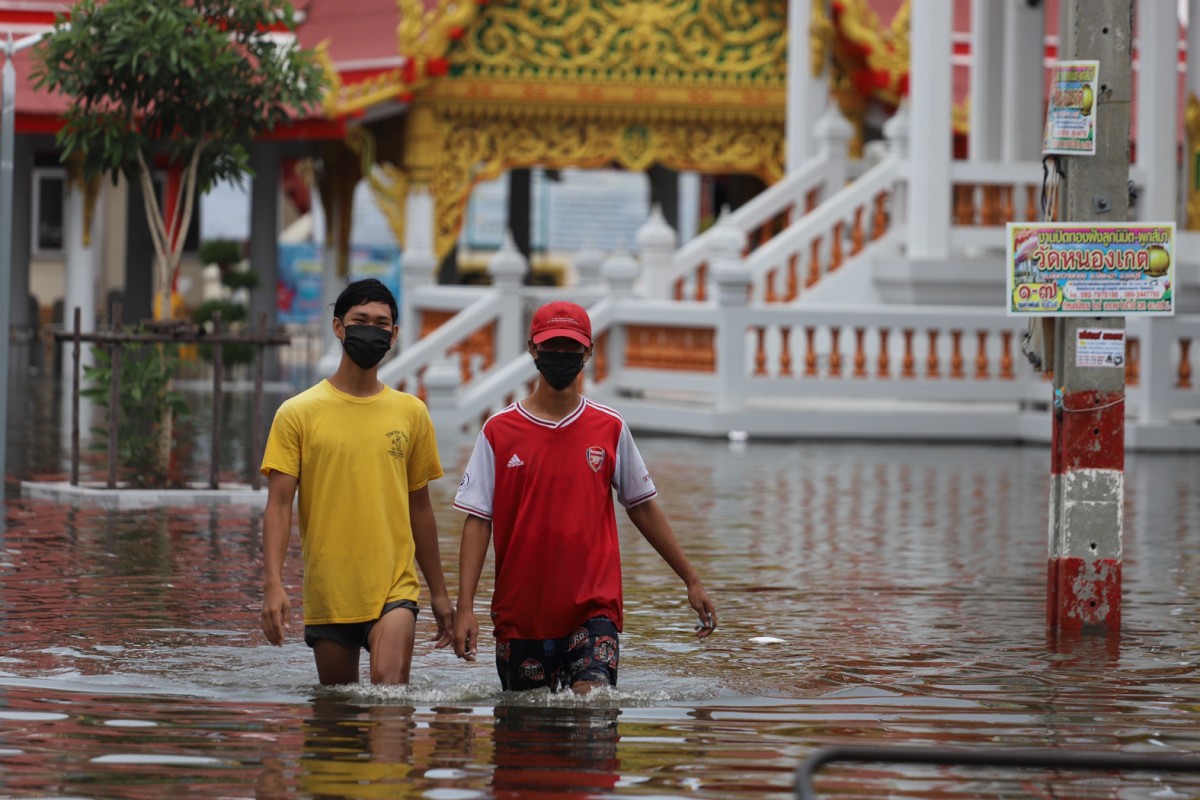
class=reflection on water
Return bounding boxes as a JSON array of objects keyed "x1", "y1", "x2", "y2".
[{"x1": 3, "y1": 370, "x2": 1200, "y2": 797}]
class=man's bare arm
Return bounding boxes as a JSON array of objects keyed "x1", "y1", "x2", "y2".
[
  {"x1": 410, "y1": 485, "x2": 454, "y2": 648},
  {"x1": 453, "y1": 515, "x2": 492, "y2": 660},
  {"x1": 261, "y1": 470, "x2": 298, "y2": 645},
  {"x1": 626, "y1": 498, "x2": 718, "y2": 638}
]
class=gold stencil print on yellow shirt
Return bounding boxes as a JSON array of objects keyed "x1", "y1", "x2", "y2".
[{"x1": 260, "y1": 380, "x2": 443, "y2": 625}]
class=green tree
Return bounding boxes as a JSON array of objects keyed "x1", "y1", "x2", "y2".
[{"x1": 32, "y1": 0, "x2": 327, "y2": 320}]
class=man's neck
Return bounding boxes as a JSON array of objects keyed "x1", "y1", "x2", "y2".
[
  {"x1": 522, "y1": 383, "x2": 582, "y2": 422},
  {"x1": 328, "y1": 361, "x2": 384, "y2": 397}
]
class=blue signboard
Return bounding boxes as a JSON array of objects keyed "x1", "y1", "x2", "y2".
[{"x1": 277, "y1": 244, "x2": 403, "y2": 325}]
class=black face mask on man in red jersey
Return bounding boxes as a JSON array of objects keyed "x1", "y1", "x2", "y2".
[{"x1": 534, "y1": 350, "x2": 585, "y2": 390}]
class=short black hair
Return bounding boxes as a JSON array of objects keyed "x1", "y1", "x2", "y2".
[{"x1": 333, "y1": 278, "x2": 398, "y2": 325}]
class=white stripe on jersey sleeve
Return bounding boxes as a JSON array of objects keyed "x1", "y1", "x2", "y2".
[
  {"x1": 612, "y1": 420, "x2": 657, "y2": 508},
  {"x1": 453, "y1": 430, "x2": 496, "y2": 519}
]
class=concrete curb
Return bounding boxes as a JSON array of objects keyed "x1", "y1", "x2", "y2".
[{"x1": 20, "y1": 481, "x2": 268, "y2": 509}]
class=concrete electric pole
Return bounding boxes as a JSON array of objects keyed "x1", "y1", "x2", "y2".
[{"x1": 1047, "y1": 0, "x2": 1133, "y2": 637}]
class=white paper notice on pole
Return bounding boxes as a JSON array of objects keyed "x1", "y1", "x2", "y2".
[
  {"x1": 1075, "y1": 328, "x2": 1125, "y2": 368},
  {"x1": 1043, "y1": 61, "x2": 1098, "y2": 156}
]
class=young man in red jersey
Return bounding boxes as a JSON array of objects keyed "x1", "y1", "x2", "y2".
[{"x1": 452, "y1": 300, "x2": 717, "y2": 693}]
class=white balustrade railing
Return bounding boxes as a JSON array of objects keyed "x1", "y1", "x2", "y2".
[
  {"x1": 1126, "y1": 315, "x2": 1200, "y2": 422},
  {"x1": 667, "y1": 156, "x2": 848, "y2": 302},
  {"x1": 948, "y1": 161, "x2": 1154, "y2": 253},
  {"x1": 379, "y1": 289, "x2": 505, "y2": 394},
  {"x1": 744, "y1": 155, "x2": 904, "y2": 303},
  {"x1": 449, "y1": 295, "x2": 619, "y2": 432},
  {"x1": 592, "y1": 299, "x2": 1047, "y2": 408}
]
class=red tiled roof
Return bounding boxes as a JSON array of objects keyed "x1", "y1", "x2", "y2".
[
  {"x1": 295, "y1": 0, "x2": 410, "y2": 72},
  {"x1": 1, "y1": 39, "x2": 72, "y2": 125},
  {"x1": 1, "y1": 3, "x2": 71, "y2": 124}
]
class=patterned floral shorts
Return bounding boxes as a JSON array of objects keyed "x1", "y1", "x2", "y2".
[{"x1": 495, "y1": 616, "x2": 619, "y2": 692}]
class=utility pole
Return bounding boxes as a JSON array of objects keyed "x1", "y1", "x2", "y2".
[
  {"x1": 0, "y1": 39, "x2": 15, "y2": 496},
  {"x1": 1047, "y1": 0, "x2": 1133, "y2": 637},
  {"x1": 1, "y1": 33, "x2": 42, "y2": 494}
]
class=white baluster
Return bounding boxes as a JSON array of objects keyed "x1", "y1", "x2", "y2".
[
  {"x1": 573, "y1": 240, "x2": 605, "y2": 288},
  {"x1": 635, "y1": 203, "x2": 678, "y2": 299},
  {"x1": 487, "y1": 231, "x2": 527, "y2": 364},
  {"x1": 602, "y1": 250, "x2": 640, "y2": 297}
]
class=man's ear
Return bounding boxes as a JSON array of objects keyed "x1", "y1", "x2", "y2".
[
  {"x1": 390, "y1": 325, "x2": 399, "y2": 346},
  {"x1": 527, "y1": 340, "x2": 538, "y2": 357},
  {"x1": 332, "y1": 316, "x2": 344, "y2": 338}
]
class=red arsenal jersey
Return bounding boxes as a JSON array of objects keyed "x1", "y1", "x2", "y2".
[{"x1": 453, "y1": 398, "x2": 657, "y2": 640}]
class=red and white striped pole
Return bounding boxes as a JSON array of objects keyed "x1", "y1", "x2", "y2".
[
  {"x1": 1048, "y1": 319, "x2": 1125, "y2": 635},
  {"x1": 1047, "y1": 0, "x2": 1131, "y2": 638}
]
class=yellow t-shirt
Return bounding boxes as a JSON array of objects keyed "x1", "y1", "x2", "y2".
[{"x1": 260, "y1": 380, "x2": 443, "y2": 625}]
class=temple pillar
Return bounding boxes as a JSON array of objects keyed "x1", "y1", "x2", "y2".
[
  {"x1": 1135, "y1": 0, "x2": 1178, "y2": 221},
  {"x1": 1186, "y1": 0, "x2": 1200, "y2": 228},
  {"x1": 122, "y1": 176, "x2": 156, "y2": 324},
  {"x1": 314, "y1": 138, "x2": 361, "y2": 375},
  {"x1": 787, "y1": 0, "x2": 831, "y2": 170},
  {"x1": 1134, "y1": 2, "x2": 1180, "y2": 427},
  {"x1": 61, "y1": 155, "x2": 102, "y2": 382},
  {"x1": 678, "y1": 171, "x2": 701, "y2": 243},
  {"x1": 507, "y1": 168, "x2": 532, "y2": 265},
  {"x1": 10, "y1": 135, "x2": 31, "y2": 332},
  {"x1": 402, "y1": 104, "x2": 439, "y2": 349},
  {"x1": 1001, "y1": 0, "x2": 1046, "y2": 162},
  {"x1": 249, "y1": 141, "x2": 281, "y2": 332},
  {"x1": 969, "y1": 0, "x2": 1005, "y2": 161},
  {"x1": 908, "y1": 0, "x2": 953, "y2": 260}
]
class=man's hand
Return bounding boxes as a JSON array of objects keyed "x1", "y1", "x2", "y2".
[
  {"x1": 453, "y1": 607, "x2": 479, "y2": 661},
  {"x1": 429, "y1": 594, "x2": 455, "y2": 649},
  {"x1": 688, "y1": 582, "x2": 718, "y2": 639},
  {"x1": 262, "y1": 583, "x2": 290, "y2": 646}
]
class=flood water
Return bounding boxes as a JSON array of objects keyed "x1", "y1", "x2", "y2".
[{"x1": 3, "y1": 366, "x2": 1200, "y2": 798}]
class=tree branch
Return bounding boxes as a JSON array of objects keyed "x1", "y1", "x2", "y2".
[
  {"x1": 135, "y1": 146, "x2": 170, "y2": 266},
  {"x1": 170, "y1": 141, "x2": 208, "y2": 269}
]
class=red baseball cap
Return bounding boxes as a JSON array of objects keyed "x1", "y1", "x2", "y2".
[{"x1": 530, "y1": 301, "x2": 592, "y2": 347}]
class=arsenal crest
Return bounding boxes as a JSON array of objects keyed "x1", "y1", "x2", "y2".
[{"x1": 586, "y1": 446, "x2": 606, "y2": 472}]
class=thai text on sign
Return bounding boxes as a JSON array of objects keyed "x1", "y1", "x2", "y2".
[
  {"x1": 1005, "y1": 222, "x2": 1176, "y2": 317},
  {"x1": 1043, "y1": 60, "x2": 1098, "y2": 156}
]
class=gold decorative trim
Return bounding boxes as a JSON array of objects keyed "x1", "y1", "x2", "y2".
[
  {"x1": 430, "y1": 111, "x2": 783, "y2": 258},
  {"x1": 448, "y1": 0, "x2": 786, "y2": 88},
  {"x1": 399, "y1": 0, "x2": 479, "y2": 62},
  {"x1": 65, "y1": 152, "x2": 103, "y2": 248},
  {"x1": 1187, "y1": 93, "x2": 1200, "y2": 229},
  {"x1": 321, "y1": 1, "x2": 484, "y2": 118},
  {"x1": 421, "y1": 78, "x2": 785, "y2": 120},
  {"x1": 811, "y1": 0, "x2": 834, "y2": 78},
  {"x1": 833, "y1": 0, "x2": 909, "y2": 102},
  {"x1": 314, "y1": 139, "x2": 363, "y2": 276},
  {"x1": 345, "y1": 127, "x2": 409, "y2": 246}
]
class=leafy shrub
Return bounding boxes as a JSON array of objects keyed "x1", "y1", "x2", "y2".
[
  {"x1": 82, "y1": 336, "x2": 190, "y2": 488},
  {"x1": 198, "y1": 239, "x2": 243, "y2": 268},
  {"x1": 192, "y1": 300, "x2": 254, "y2": 366},
  {"x1": 221, "y1": 269, "x2": 259, "y2": 291}
]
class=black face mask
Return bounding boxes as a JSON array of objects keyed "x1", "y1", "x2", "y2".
[
  {"x1": 535, "y1": 350, "x2": 586, "y2": 391},
  {"x1": 341, "y1": 325, "x2": 393, "y2": 369}
]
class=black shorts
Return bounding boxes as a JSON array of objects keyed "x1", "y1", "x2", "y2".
[
  {"x1": 495, "y1": 616, "x2": 620, "y2": 692},
  {"x1": 304, "y1": 599, "x2": 418, "y2": 651}
]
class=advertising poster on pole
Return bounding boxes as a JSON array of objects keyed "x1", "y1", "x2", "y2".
[
  {"x1": 1043, "y1": 61, "x2": 1099, "y2": 156},
  {"x1": 1006, "y1": 222, "x2": 1175, "y2": 317}
]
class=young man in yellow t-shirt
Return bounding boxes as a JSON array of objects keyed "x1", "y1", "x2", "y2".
[{"x1": 259, "y1": 278, "x2": 453, "y2": 685}]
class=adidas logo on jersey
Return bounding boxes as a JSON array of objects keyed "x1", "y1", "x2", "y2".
[{"x1": 506, "y1": 454, "x2": 525, "y2": 468}]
